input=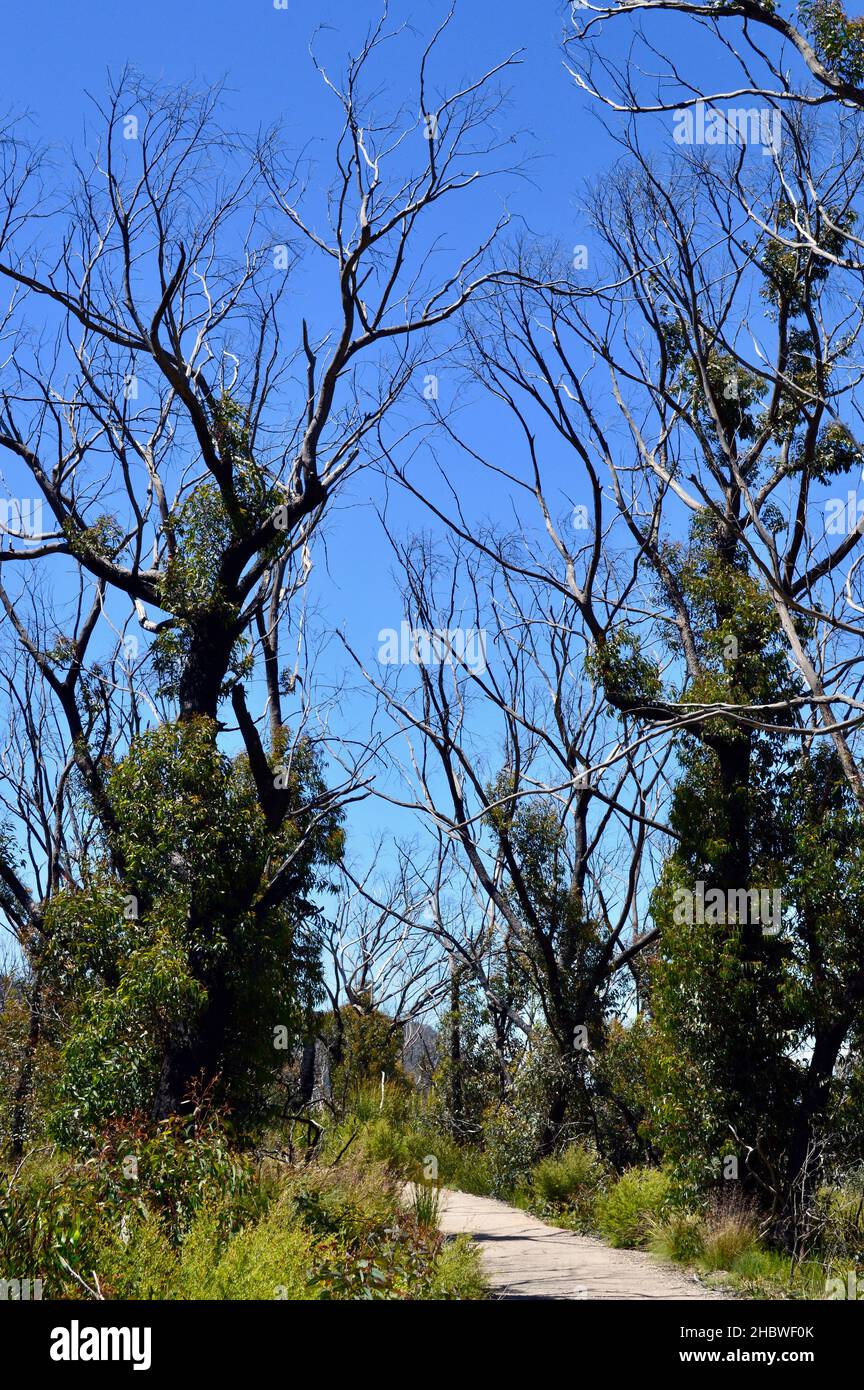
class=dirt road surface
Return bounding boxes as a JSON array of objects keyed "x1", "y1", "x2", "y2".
[{"x1": 436, "y1": 1188, "x2": 728, "y2": 1301}]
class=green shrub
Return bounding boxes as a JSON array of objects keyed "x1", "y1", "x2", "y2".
[
  {"x1": 0, "y1": 1114, "x2": 261, "y2": 1299},
  {"x1": 481, "y1": 1104, "x2": 537, "y2": 1197},
  {"x1": 0, "y1": 1156, "x2": 184, "y2": 1300},
  {"x1": 96, "y1": 1209, "x2": 177, "y2": 1299},
  {"x1": 176, "y1": 1197, "x2": 316, "y2": 1300},
  {"x1": 721, "y1": 1246, "x2": 826, "y2": 1299},
  {"x1": 93, "y1": 1112, "x2": 258, "y2": 1239},
  {"x1": 0, "y1": 1153, "x2": 118, "y2": 1297},
  {"x1": 1, "y1": 1133, "x2": 487, "y2": 1301},
  {"x1": 531, "y1": 1143, "x2": 604, "y2": 1226},
  {"x1": 289, "y1": 1158, "x2": 399, "y2": 1244},
  {"x1": 321, "y1": 1013, "x2": 412, "y2": 1109},
  {"x1": 448, "y1": 1146, "x2": 495, "y2": 1197},
  {"x1": 358, "y1": 1114, "x2": 425, "y2": 1173},
  {"x1": 425, "y1": 1234, "x2": 486, "y2": 1300},
  {"x1": 326, "y1": 1102, "x2": 496, "y2": 1197},
  {"x1": 296, "y1": 1163, "x2": 447, "y2": 1300},
  {"x1": 596, "y1": 1167, "x2": 671, "y2": 1248},
  {"x1": 44, "y1": 719, "x2": 342, "y2": 1140},
  {"x1": 649, "y1": 1208, "x2": 705, "y2": 1263}
]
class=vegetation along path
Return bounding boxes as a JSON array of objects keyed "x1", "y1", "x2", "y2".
[{"x1": 437, "y1": 1190, "x2": 728, "y2": 1301}]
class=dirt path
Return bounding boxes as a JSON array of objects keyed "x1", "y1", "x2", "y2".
[{"x1": 437, "y1": 1188, "x2": 728, "y2": 1301}]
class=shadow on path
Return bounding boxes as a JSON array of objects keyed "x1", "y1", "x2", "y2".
[{"x1": 431, "y1": 1187, "x2": 730, "y2": 1302}]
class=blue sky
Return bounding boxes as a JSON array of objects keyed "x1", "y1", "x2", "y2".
[{"x1": 5, "y1": 2, "x2": 584, "y2": 142}]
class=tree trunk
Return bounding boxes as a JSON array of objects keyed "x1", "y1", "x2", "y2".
[
  {"x1": 449, "y1": 961, "x2": 464, "y2": 1137},
  {"x1": 782, "y1": 1019, "x2": 849, "y2": 1225},
  {"x1": 298, "y1": 1039, "x2": 317, "y2": 1106},
  {"x1": 537, "y1": 1082, "x2": 568, "y2": 1158},
  {"x1": 150, "y1": 982, "x2": 230, "y2": 1121},
  {"x1": 178, "y1": 616, "x2": 238, "y2": 722}
]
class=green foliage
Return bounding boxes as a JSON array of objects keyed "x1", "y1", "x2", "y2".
[
  {"x1": 0, "y1": 1108, "x2": 256, "y2": 1297},
  {"x1": 321, "y1": 1002, "x2": 411, "y2": 1107},
  {"x1": 0, "y1": 1152, "x2": 112, "y2": 1295},
  {"x1": 95, "y1": 1110, "x2": 256, "y2": 1236},
  {"x1": 649, "y1": 1208, "x2": 706, "y2": 1264},
  {"x1": 107, "y1": 719, "x2": 271, "y2": 928},
  {"x1": 424, "y1": 1233, "x2": 485, "y2": 1300},
  {"x1": 807, "y1": 420, "x2": 864, "y2": 482},
  {"x1": 480, "y1": 1100, "x2": 543, "y2": 1197},
  {"x1": 289, "y1": 1158, "x2": 400, "y2": 1246},
  {"x1": 480, "y1": 778, "x2": 615, "y2": 1122},
  {"x1": 648, "y1": 867, "x2": 793, "y2": 1195},
  {"x1": 531, "y1": 1143, "x2": 605, "y2": 1229},
  {"x1": 63, "y1": 515, "x2": 125, "y2": 564},
  {"x1": 664, "y1": 205, "x2": 858, "y2": 497},
  {"x1": 677, "y1": 343, "x2": 765, "y2": 446},
  {"x1": 0, "y1": 1131, "x2": 483, "y2": 1301},
  {"x1": 442, "y1": 1146, "x2": 497, "y2": 1197},
  {"x1": 588, "y1": 1016, "x2": 656, "y2": 1171},
  {"x1": 427, "y1": 969, "x2": 517, "y2": 1144},
  {"x1": 595, "y1": 1167, "x2": 671, "y2": 1248},
  {"x1": 817, "y1": 1173, "x2": 864, "y2": 1263},
  {"x1": 650, "y1": 727, "x2": 864, "y2": 1202},
  {"x1": 350, "y1": 1112, "x2": 425, "y2": 1173},
  {"x1": 646, "y1": 1196, "x2": 829, "y2": 1299},
  {"x1": 409, "y1": 1180, "x2": 442, "y2": 1231},
  {"x1": 0, "y1": 968, "x2": 58, "y2": 1152},
  {"x1": 160, "y1": 399, "x2": 283, "y2": 622},
  {"x1": 780, "y1": 752, "x2": 864, "y2": 1081},
  {"x1": 585, "y1": 626, "x2": 662, "y2": 711},
  {"x1": 717, "y1": 1246, "x2": 826, "y2": 1300},
  {"x1": 800, "y1": 0, "x2": 864, "y2": 84},
  {"x1": 148, "y1": 394, "x2": 286, "y2": 699},
  {"x1": 321, "y1": 1095, "x2": 497, "y2": 1196},
  {"x1": 44, "y1": 718, "x2": 341, "y2": 1140},
  {"x1": 175, "y1": 1196, "x2": 316, "y2": 1300},
  {"x1": 50, "y1": 932, "x2": 205, "y2": 1145},
  {"x1": 670, "y1": 512, "x2": 793, "y2": 712},
  {"x1": 645, "y1": 518, "x2": 801, "y2": 1196},
  {"x1": 290, "y1": 1160, "x2": 467, "y2": 1301},
  {"x1": 100, "y1": 1208, "x2": 178, "y2": 1299}
]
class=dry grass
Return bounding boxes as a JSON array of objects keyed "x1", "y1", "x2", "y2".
[{"x1": 700, "y1": 1189, "x2": 760, "y2": 1270}]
